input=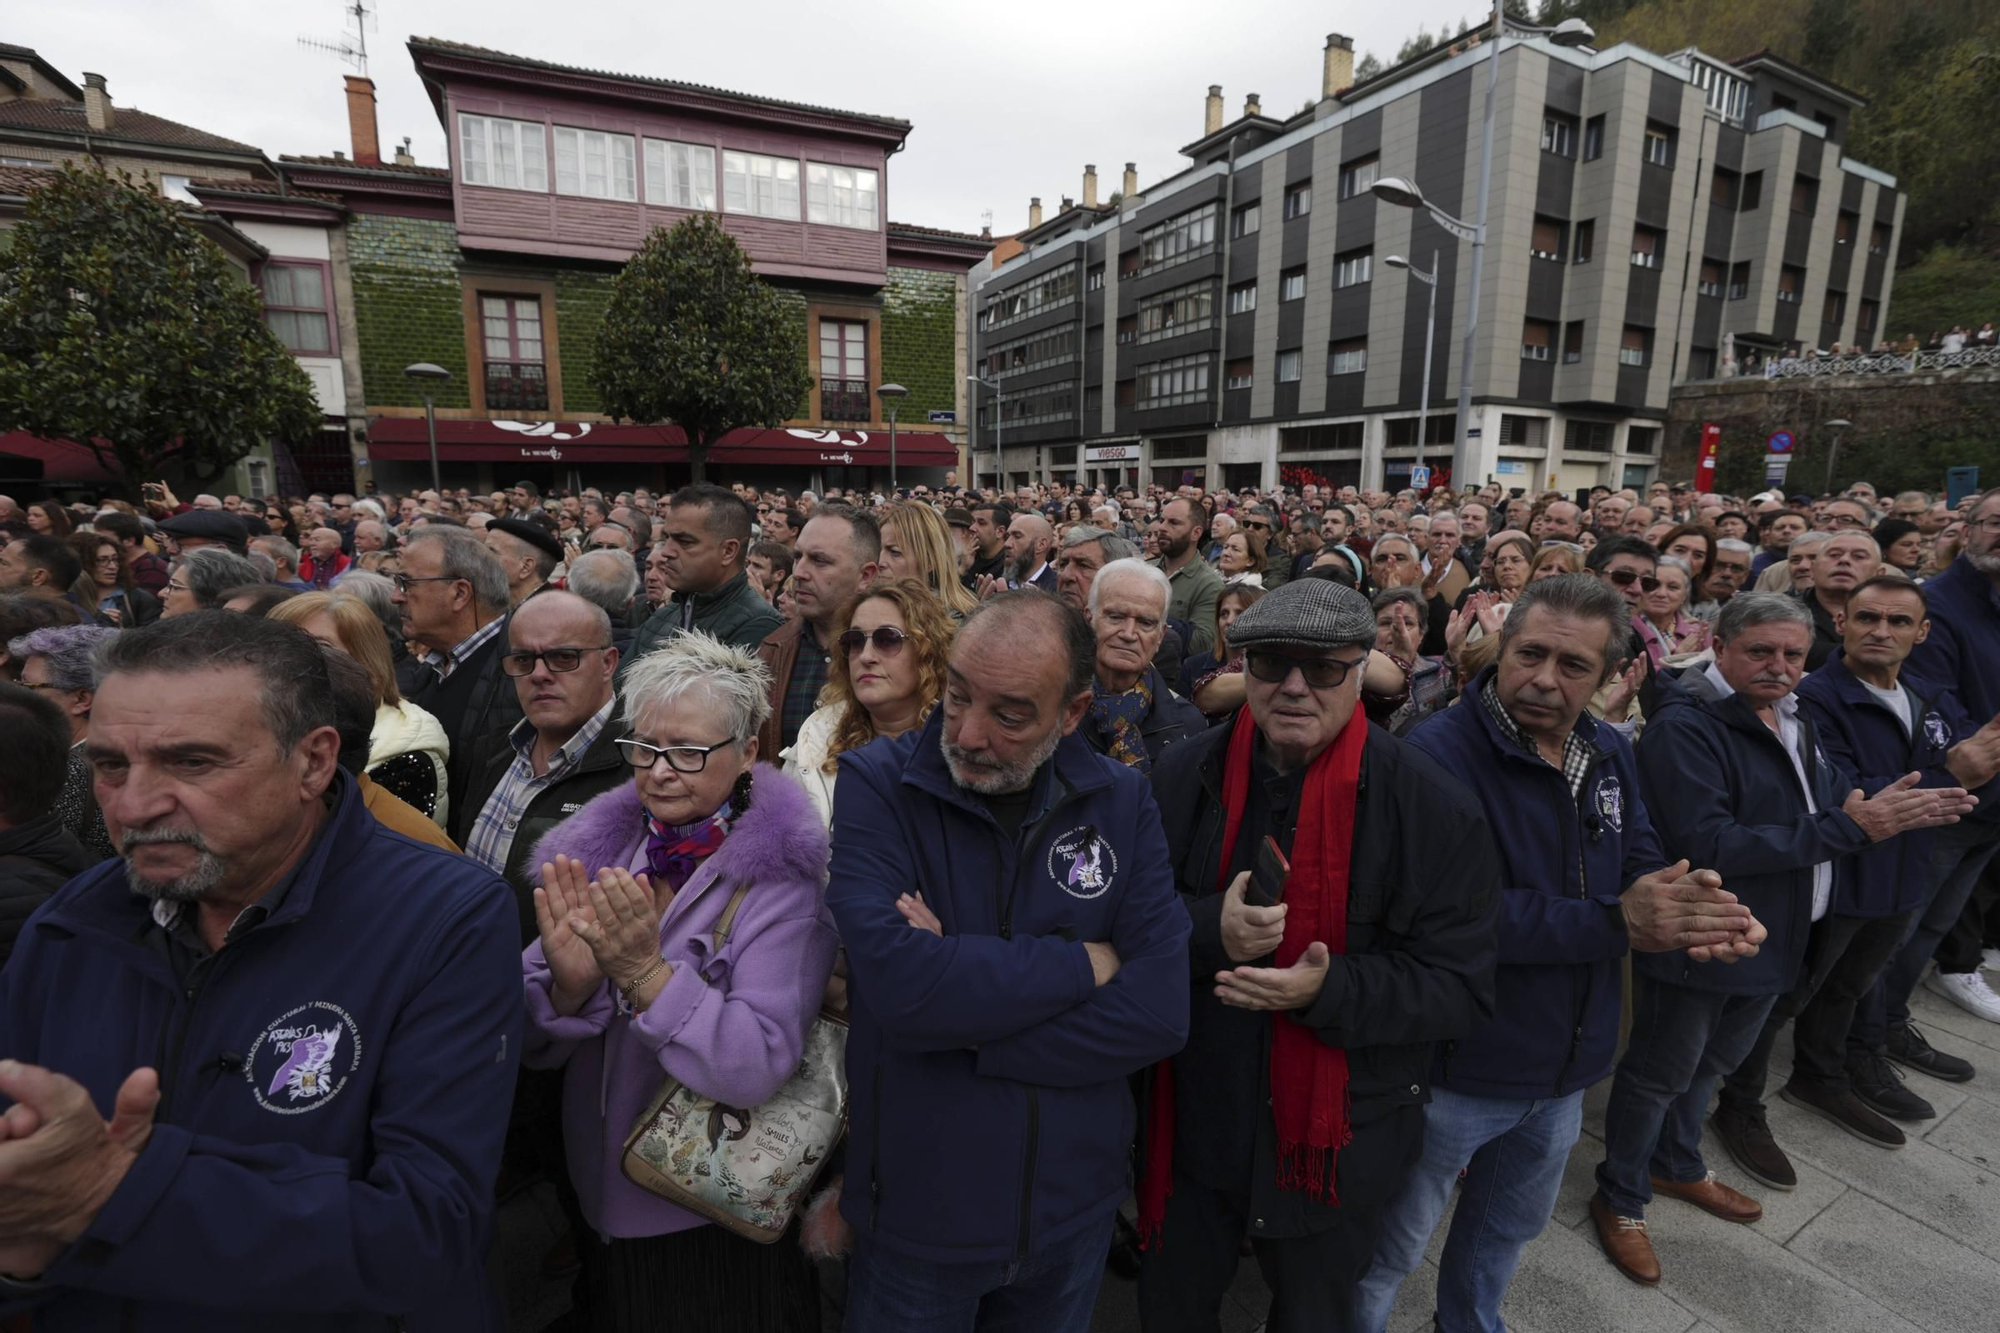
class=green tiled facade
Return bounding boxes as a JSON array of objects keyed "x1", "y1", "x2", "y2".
[
  {"x1": 552, "y1": 270, "x2": 614, "y2": 416},
  {"x1": 881, "y1": 264, "x2": 959, "y2": 420},
  {"x1": 347, "y1": 213, "x2": 471, "y2": 410}
]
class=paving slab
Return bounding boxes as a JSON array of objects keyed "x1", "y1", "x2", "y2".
[
  {"x1": 1786, "y1": 1189, "x2": 2000, "y2": 1333},
  {"x1": 1906, "y1": 986, "x2": 2000, "y2": 1055},
  {"x1": 1923, "y1": 1093, "x2": 2000, "y2": 1173},
  {"x1": 1645, "y1": 1203, "x2": 1924, "y2": 1333},
  {"x1": 1688, "y1": 1118, "x2": 1850, "y2": 1246},
  {"x1": 1498, "y1": 1216, "x2": 1698, "y2": 1333}
]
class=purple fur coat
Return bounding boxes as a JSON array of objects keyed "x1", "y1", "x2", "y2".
[{"x1": 521, "y1": 762, "x2": 837, "y2": 1239}]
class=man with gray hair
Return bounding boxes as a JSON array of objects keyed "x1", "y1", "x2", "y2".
[
  {"x1": 1058, "y1": 526, "x2": 1189, "y2": 686},
  {"x1": 564, "y1": 548, "x2": 642, "y2": 640},
  {"x1": 1591, "y1": 592, "x2": 1972, "y2": 1286},
  {"x1": 1690, "y1": 537, "x2": 1754, "y2": 621},
  {"x1": 250, "y1": 535, "x2": 310, "y2": 591},
  {"x1": 1082, "y1": 558, "x2": 1205, "y2": 771}
]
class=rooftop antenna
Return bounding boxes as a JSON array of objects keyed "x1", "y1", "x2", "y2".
[{"x1": 298, "y1": 0, "x2": 376, "y2": 78}]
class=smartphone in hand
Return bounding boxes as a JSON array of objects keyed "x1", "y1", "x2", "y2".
[{"x1": 1249, "y1": 835, "x2": 1290, "y2": 908}]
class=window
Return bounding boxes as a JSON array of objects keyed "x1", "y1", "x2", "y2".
[
  {"x1": 1627, "y1": 426, "x2": 1660, "y2": 455},
  {"x1": 1698, "y1": 259, "x2": 1724, "y2": 298},
  {"x1": 458, "y1": 113, "x2": 547, "y2": 192},
  {"x1": 1562, "y1": 321, "x2": 1585, "y2": 364},
  {"x1": 1499, "y1": 414, "x2": 1548, "y2": 448},
  {"x1": 1741, "y1": 170, "x2": 1763, "y2": 211},
  {"x1": 1087, "y1": 265, "x2": 1105, "y2": 292},
  {"x1": 1728, "y1": 261, "x2": 1750, "y2": 300},
  {"x1": 1276, "y1": 350, "x2": 1302, "y2": 383},
  {"x1": 983, "y1": 261, "x2": 1079, "y2": 330},
  {"x1": 1387, "y1": 415, "x2": 1454, "y2": 448},
  {"x1": 985, "y1": 326, "x2": 1077, "y2": 376},
  {"x1": 1690, "y1": 60, "x2": 1751, "y2": 123},
  {"x1": 1227, "y1": 281, "x2": 1257, "y2": 315},
  {"x1": 1869, "y1": 222, "x2": 1889, "y2": 256},
  {"x1": 1619, "y1": 326, "x2": 1649, "y2": 368},
  {"x1": 1566, "y1": 420, "x2": 1618, "y2": 451},
  {"x1": 1711, "y1": 166, "x2": 1738, "y2": 208},
  {"x1": 1643, "y1": 122, "x2": 1675, "y2": 168},
  {"x1": 1834, "y1": 210, "x2": 1857, "y2": 247},
  {"x1": 819, "y1": 319, "x2": 870, "y2": 422},
  {"x1": 1116, "y1": 315, "x2": 1137, "y2": 345},
  {"x1": 988, "y1": 379, "x2": 1078, "y2": 428},
  {"x1": 1522, "y1": 320, "x2": 1554, "y2": 361},
  {"x1": 1813, "y1": 111, "x2": 1837, "y2": 136},
  {"x1": 1858, "y1": 298, "x2": 1879, "y2": 333},
  {"x1": 1531, "y1": 217, "x2": 1565, "y2": 262},
  {"x1": 644, "y1": 140, "x2": 716, "y2": 210},
  {"x1": 1772, "y1": 93, "x2": 1798, "y2": 113},
  {"x1": 807, "y1": 163, "x2": 879, "y2": 230},
  {"x1": 260, "y1": 263, "x2": 331, "y2": 353},
  {"x1": 1690, "y1": 346, "x2": 1718, "y2": 378},
  {"x1": 481, "y1": 294, "x2": 548, "y2": 411},
  {"x1": 1541, "y1": 111, "x2": 1577, "y2": 158},
  {"x1": 1778, "y1": 265, "x2": 1804, "y2": 303},
  {"x1": 1136, "y1": 354, "x2": 1211, "y2": 407},
  {"x1": 1116, "y1": 380, "x2": 1136, "y2": 410},
  {"x1": 1790, "y1": 174, "x2": 1818, "y2": 215},
  {"x1": 1823, "y1": 289, "x2": 1847, "y2": 325},
  {"x1": 1119, "y1": 247, "x2": 1142, "y2": 278},
  {"x1": 1284, "y1": 181, "x2": 1312, "y2": 220},
  {"x1": 554, "y1": 127, "x2": 637, "y2": 201},
  {"x1": 1280, "y1": 422, "x2": 1364, "y2": 452},
  {"x1": 1231, "y1": 203, "x2": 1260, "y2": 238},
  {"x1": 1328, "y1": 338, "x2": 1366, "y2": 375},
  {"x1": 1582, "y1": 115, "x2": 1605, "y2": 162},
  {"x1": 723, "y1": 151, "x2": 800, "y2": 220},
  {"x1": 1573, "y1": 219, "x2": 1594, "y2": 264},
  {"x1": 1338, "y1": 153, "x2": 1378, "y2": 201},
  {"x1": 1226, "y1": 358, "x2": 1253, "y2": 390},
  {"x1": 1140, "y1": 201, "x2": 1218, "y2": 272},
  {"x1": 1334, "y1": 248, "x2": 1372, "y2": 288},
  {"x1": 1630, "y1": 225, "x2": 1662, "y2": 269},
  {"x1": 1280, "y1": 267, "x2": 1307, "y2": 302},
  {"x1": 1138, "y1": 280, "x2": 1216, "y2": 342},
  {"x1": 160, "y1": 174, "x2": 197, "y2": 203}
]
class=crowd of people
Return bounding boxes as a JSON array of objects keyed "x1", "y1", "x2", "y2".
[{"x1": 0, "y1": 467, "x2": 1996, "y2": 1333}]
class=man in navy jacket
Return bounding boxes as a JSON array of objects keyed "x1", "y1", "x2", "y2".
[
  {"x1": 1357, "y1": 575, "x2": 1758, "y2": 1332},
  {"x1": 0, "y1": 611, "x2": 522, "y2": 1332},
  {"x1": 827, "y1": 592, "x2": 1190, "y2": 1331}
]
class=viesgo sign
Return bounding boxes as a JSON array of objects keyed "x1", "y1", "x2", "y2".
[{"x1": 1084, "y1": 443, "x2": 1138, "y2": 463}]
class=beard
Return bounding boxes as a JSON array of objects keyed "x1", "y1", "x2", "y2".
[
  {"x1": 1008, "y1": 547, "x2": 1038, "y2": 584},
  {"x1": 1160, "y1": 531, "x2": 1192, "y2": 561},
  {"x1": 1969, "y1": 547, "x2": 2000, "y2": 576},
  {"x1": 121, "y1": 826, "x2": 228, "y2": 904},
  {"x1": 940, "y1": 720, "x2": 1064, "y2": 795}
]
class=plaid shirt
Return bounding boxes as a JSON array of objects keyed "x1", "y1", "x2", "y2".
[
  {"x1": 422, "y1": 614, "x2": 507, "y2": 684},
  {"x1": 463, "y1": 697, "x2": 616, "y2": 875},
  {"x1": 1481, "y1": 676, "x2": 1593, "y2": 798},
  {"x1": 780, "y1": 624, "x2": 831, "y2": 751}
]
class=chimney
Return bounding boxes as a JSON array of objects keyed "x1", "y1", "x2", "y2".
[
  {"x1": 81, "y1": 72, "x2": 113, "y2": 132},
  {"x1": 1204, "y1": 85, "x2": 1223, "y2": 135},
  {"x1": 1059, "y1": 195, "x2": 1074, "y2": 213},
  {"x1": 394, "y1": 136, "x2": 415, "y2": 167},
  {"x1": 343, "y1": 75, "x2": 381, "y2": 166},
  {"x1": 1028, "y1": 196, "x2": 1043, "y2": 228},
  {"x1": 1244, "y1": 92, "x2": 1262, "y2": 118},
  {"x1": 1082, "y1": 164, "x2": 1098, "y2": 209},
  {"x1": 1323, "y1": 33, "x2": 1356, "y2": 99},
  {"x1": 1123, "y1": 162, "x2": 1138, "y2": 197}
]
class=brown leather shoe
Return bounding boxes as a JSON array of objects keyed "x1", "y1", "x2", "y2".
[
  {"x1": 1649, "y1": 1170, "x2": 1763, "y2": 1224},
  {"x1": 1590, "y1": 1194, "x2": 1661, "y2": 1286}
]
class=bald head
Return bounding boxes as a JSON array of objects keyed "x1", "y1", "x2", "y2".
[{"x1": 1005, "y1": 512, "x2": 1055, "y2": 583}]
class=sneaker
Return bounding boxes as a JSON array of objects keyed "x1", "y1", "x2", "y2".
[
  {"x1": 1710, "y1": 1105, "x2": 1796, "y2": 1192},
  {"x1": 1781, "y1": 1079, "x2": 1906, "y2": 1149},
  {"x1": 1884, "y1": 1020, "x2": 1975, "y2": 1083},
  {"x1": 1924, "y1": 968, "x2": 2000, "y2": 1024},
  {"x1": 1984, "y1": 946, "x2": 2000, "y2": 974},
  {"x1": 1849, "y1": 1052, "x2": 1938, "y2": 1122}
]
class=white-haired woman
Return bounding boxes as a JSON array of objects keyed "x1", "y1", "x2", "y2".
[{"x1": 522, "y1": 632, "x2": 835, "y2": 1332}]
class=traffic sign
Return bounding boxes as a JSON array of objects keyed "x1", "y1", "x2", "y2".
[
  {"x1": 1766, "y1": 430, "x2": 1795, "y2": 454},
  {"x1": 1764, "y1": 455, "x2": 1792, "y2": 485},
  {"x1": 1408, "y1": 464, "x2": 1432, "y2": 491}
]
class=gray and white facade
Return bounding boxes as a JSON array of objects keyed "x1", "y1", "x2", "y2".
[{"x1": 971, "y1": 25, "x2": 1904, "y2": 495}]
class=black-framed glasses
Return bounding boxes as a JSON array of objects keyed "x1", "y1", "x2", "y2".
[
  {"x1": 500, "y1": 645, "x2": 613, "y2": 677},
  {"x1": 837, "y1": 626, "x2": 910, "y2": 657},
  {"x1": 615, "y1": 735, "x2": 735, "y2": 773},
  {"x1": 1605, "y1": 569, "x2": 1662, "y2": 593},
  {"x1": 583, "y1": 540, "x2": 628, "y2": 552},
  {"x1": 1245, "y1": 651, "x2": 1366, "y2": 690},
  {"x1": 392, "y1": 573, "x2": 459, "y2": 592}
]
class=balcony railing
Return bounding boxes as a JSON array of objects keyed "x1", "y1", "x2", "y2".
[
  {"x1": 486, "y1": 362, "x2": 549, "y2": 412},
  {"x1": 1695, "y1": 345, "x2": 2000, "y2": 382},
  {"x1": 820, "y1": 378, "x2": 870, "y2": 423}
]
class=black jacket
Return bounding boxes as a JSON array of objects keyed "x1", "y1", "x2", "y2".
[
  {"x1": 405, "y1": 621, "x2": 525, "y2": 845},
  {"x1": 1148, "y1": 716, "x2": 1499, "y2": 1233},
  {"x1": 1082, "y1": 666, "x2": 1208, "y2": 768},
  {"x1": 0, "y1": 813, "x2": 94, "y2": 967}
]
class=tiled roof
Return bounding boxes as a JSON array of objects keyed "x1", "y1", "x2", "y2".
[
  {"x1": 409, "y1": 36, "x2": 911, "y2": 132},
  {"x1": 0, "y1": 98, "x2": 262, "y2": 155},
  {"x1": 0, "y1": 43, "x2": 84, "y2": 98},
  {"x1": 0, "y1": 162, "x2": 55, "y2": 196},
  {"x1": 279, "y1": 153, "x2": 450, "y2": 179},
  {"x1": 888, "y1": 221, "x2": 988, "y2": 244},
  {"x1": 187, "y1": 175, "x2": 344, "y2": 205}
]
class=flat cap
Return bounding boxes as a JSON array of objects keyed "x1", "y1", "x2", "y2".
[
  {"x1": 1226, "y1": 577, "x2": 1376, "y2": 654},
  {"x1": 943, "y1": 507, "x2": 974, "y2": 530},
  {"x1": 157, "y1": 509, "x2": 247, "y2": 551},
  {"x1": 487, "y1": 517, "x2": 565, "y2": 562}
]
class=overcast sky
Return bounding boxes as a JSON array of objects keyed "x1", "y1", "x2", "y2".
[{"x1": 14, "y1": 0, "x2": 1494, "y2": 233}]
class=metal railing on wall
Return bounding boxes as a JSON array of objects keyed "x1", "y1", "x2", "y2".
[{"x1": 1697, "y1": 345, "x2": 2000, "y2": 382}]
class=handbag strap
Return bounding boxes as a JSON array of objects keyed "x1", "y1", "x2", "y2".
[{"x1": 710, "y1": 883, "x2": 751, "y2": 953}]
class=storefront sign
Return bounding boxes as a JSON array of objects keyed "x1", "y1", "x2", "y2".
[{"x1": 1084, "y1": 443, "x2": 1139, "y2": 463}]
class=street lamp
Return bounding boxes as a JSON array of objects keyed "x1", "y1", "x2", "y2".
[
  {"x1": 402, "y1": 362, "x2": 453, "y2": 492},
  {"x1": 876, "y1": 382, "x2": 909, "y2": 491},
  {"x1": 968, "y1": 373, "x2": 1002, "y2": 496},
  {"x1": 1371, "y1": 7, "x2": 1593, "y2": 487},
  {"x1": 1385, "y1": 253, "x2": 1440, "y2": 481},
  {"x1": 1822, "y1": 417, "x2": 1854, "y2": 494}
]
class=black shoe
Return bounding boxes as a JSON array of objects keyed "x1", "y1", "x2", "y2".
[
  {"x1": 1710, "y1": 1104, "x2": 1796, "y2": 1191},
  {"x1": 1105, "y1": 1211, "x2": 1143, "y2": 1279},
  {"x1": 1781, "y1": 1079, "x2": 1906, "y2": 1149},
  {"x1": 1885, "y1": 1020, "x2": 1975, "y2": 1083},
  {"x1": 1849, "y1": 1052, "x2": 1937, "y2": 1122}
]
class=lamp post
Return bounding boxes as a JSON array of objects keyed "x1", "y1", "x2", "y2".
[
  {"x1": 1385, "y1": 252, "x2": 1440, "y2": 481},
  {"x1": 968, "y1": 373, "x2": 1002, "y2": 497},
  {"x1": 1371, "y1": 9, "x2": 1594, "y2": 487},
  {"x1": 876, "y1": 382, "x2": 909, "y2": 491},
  {"x1": 1822, "y1": 417, "x2": 1854, "y2": 494},
  {"x1": 402, "y1": 363, "x2": 453, "y2": 492}
]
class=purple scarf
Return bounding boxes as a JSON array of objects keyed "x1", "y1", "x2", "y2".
[{"x1": 642, "y1": 807, "x2": 732, "y2": 891}]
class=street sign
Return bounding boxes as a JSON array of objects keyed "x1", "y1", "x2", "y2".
[
  {"x1": 1766, "y1": 430, "x2": 1795, "y2": 454},
  {"x1": 1466, "y1": 428, "x2": 1483, "y2": 438},
  {"x1": 1765, "y1": 455, "x2": 1792, "y2": 485},
  {"x1": 1947, "y1": 466, "x2": 1980, "y2": 507},
  {"x1": 928, "y1": 410, "x2": 956, "y2": 424},
  {"x1": 1408, "y1": 464, "x2": 1432, "y2": 491}
]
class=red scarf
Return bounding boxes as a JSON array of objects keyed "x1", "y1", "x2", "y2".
[{"x1": 1138, "y1": 702, "x2": 1366, "y2": 1246}]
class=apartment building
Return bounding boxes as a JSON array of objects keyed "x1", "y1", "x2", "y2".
[{"x1": 970, "y1": 22, "x2": 1904, "y2": 496}]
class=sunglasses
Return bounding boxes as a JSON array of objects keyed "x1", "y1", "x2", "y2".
[
  {"x1": 1245, "y1": 651, "x2": 1366, "y2": 690},
  {"x1": 500, "y1": 645, "x2": 612, "y2": 677},
  {"x1": 838, "y1": 626, "x2": 910, "y2": 657},
  {"x1": 1606, "y1": 569, "x2": 1662, "y2": 592}
]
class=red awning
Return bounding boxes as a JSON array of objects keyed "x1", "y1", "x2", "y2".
[
  {"x1": 363, "y1": 419, "x2": 957, "y2": 468},
  {"x1": 0, "y1": 431, "x2": 124, "y2": 484}
]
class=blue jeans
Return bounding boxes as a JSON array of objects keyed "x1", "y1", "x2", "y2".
[
  {"x1": 1354, "y1": 1086, "x2": 1585, "y2": 1333},
  {"x1": 1594, "y1": 974, "x2": 1779, "y2": 1219},
  {"x1": 844, "y1": 1220, "x2": 1112, "y2": 1333}
]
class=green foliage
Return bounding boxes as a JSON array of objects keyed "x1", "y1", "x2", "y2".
[
  {"x1": 592, "y1": 215, "x2": 812, "y2": 482},
  {"x1": 346, "y1": 214, "x2": 469, "y2": 410},
  {"x1": 0, "y1": 165, "x2": 321, "y2": 487},
  {"x1": 1354, "y1": 52, "x2": 1385, "y2": 83},
  {"x1": 1879, "y1": 241, "x2": 2000, "y2": 341},
  {"x1": 1396, "y1": 28, "x2": 1437, "y2": 64}
]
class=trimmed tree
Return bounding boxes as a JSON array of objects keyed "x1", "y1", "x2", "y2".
[
  {"x1": 0, "y1": 165, "x2": 321, "y2": 488},
  {"x1": 593, "y1": 214, "x2": 811, "y2": 482}
]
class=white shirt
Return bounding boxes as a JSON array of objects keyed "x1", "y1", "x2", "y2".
[
  {"x1": 1860, "y1": 679, "x2": 1914, "y2": 738},
  {"x1": 1704, "y1": 663, "x2": 1832, "y2": 921}
]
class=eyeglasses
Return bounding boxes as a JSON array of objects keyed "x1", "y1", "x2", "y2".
[
  {"x1": 1825, "y1": 513, "x2": 1869, "y2": 528},
  {"x1": 1605, "y1": 569, "x2": 1663, "y2": 592},
  {"x1": 500, "y1": 645, "x2": 612, "y2": 677},
  {"x1": 392, "y1": 573, "x2": 459, "y2": 592},
  {"x1": 164, "y1": 579, "x2": 189, "y2": 595},
  {"x1": 1970, "y1": 516, "x2": 2000, "y2": 534},
  {"x1": 838, "y1": 625, "x2": 910, "y2": 657},
  {"x1": 583, "y1": 541, "x2": 628, "y2": 552},
  {"x1": 1245, "y1": 651, "x2": 1366, "y2": 690},
  {"x1": 615, "y1": 736, "x2": 734, "y2": 773}
]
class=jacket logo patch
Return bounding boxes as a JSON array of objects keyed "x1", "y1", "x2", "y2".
[
  {"x1": 1048, "y1": 826, "x2": 1118, "y2": 900},
  {"x1": 245, "y1": 1002, "x2": 363, "y2": 1115},
  {"x1": 1924, "y1": 713, "x2": 1951, "y2": 751},
  {"x1": 1596, "y1": 779, "x2": 1625, "y2": 834}
]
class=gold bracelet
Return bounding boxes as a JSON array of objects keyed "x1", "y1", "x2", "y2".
[{"x1": 618, "y1": 955, "x2": 669, "y2": 1011}]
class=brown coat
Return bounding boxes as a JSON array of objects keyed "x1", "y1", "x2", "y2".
[{"x1": 754, "y1": 617, "x2": 808, "y2": 762}]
